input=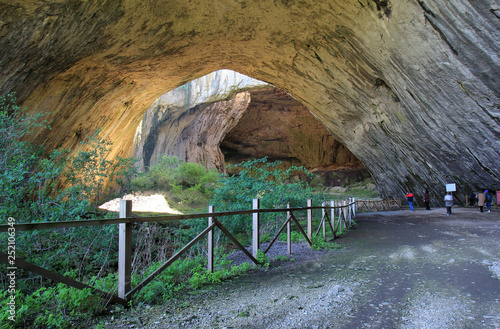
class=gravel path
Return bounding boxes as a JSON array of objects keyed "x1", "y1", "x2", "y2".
[{"x1": 94, "y1": 207, "x2": 500, "y2": 328}]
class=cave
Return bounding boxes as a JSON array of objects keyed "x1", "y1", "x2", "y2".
[
  {"x1": 219, "y1": 87, "x2": 369, "y2": 185},
  {"x1": 131, "y1": 71, "x2": 370, "y2": 187},
  {"x1": 1, "y1": 1, "x2": 499, "y2": 203}
]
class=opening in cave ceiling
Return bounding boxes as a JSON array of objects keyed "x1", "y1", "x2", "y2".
[{"x1": 131, "y1": 70, "x2": 371, "y2": 187}]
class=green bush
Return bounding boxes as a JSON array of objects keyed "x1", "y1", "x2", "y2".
[
  {"x1": 0, "y1": 94, "x2": 138, "y2": 223},
  {"x1": 200, "y1": 158, "x2": 315, "y2": 245},
  {"x1": 0, "y1": 284, "x2": 108, "y2": 328},
  {"x1": 131, "y1": 254, "x2": 253, "y2": 304},
  {"x1": 131, "y1": 155, "x2": 220, "y2": 210},
  {"x1": 0, "y1": 94, "x2": 140, "y2": 328},
  {"x1": 311, "y1": 235, "x2": 327, "y2": 250},
  {"x1": 278, "y1": 230, "x2": 305, "y2": 243},
  {"x1": 256, "y1": 249, "x2": 270, "y2": 267}
]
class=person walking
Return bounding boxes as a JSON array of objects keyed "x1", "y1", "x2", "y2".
[
  {"x1": 424, "y1": 190, "x2": 431, "y2": 210},
  {"x1": 469, "y1": 192, "x2": 476, "y2": 207},
  {"x1": 485, "y1": 190, "x2": 493, "y2": 212},
  {"x1": 477, "y1": 191, "x2": 486, "y2": 213},
  {"x1": 444, "y1": 192, "x2": 453, "y2": 216},
  {"x1": 406, "y1": 191, "x2": 415, "y2": 211}
]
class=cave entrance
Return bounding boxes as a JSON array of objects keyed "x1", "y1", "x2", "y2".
[
  {"x1": 132, "y1": 70, "x2": 371, "y2": 187},
  {"x1": 220, "y1": 86, "x2": 370, "y2": 187}
]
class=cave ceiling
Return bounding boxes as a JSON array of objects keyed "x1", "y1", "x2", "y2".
[{"x1": 0, "y1": 0, "x2": 499, "y2": 200}]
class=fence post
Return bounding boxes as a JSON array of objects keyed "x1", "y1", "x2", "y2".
[
  {"x1": 307, "y1": 199, "x2": 312, "y2": 239},
  {"x1": 322, "y1": 202, "x2": 326, "y2": 241},
  {"x1": 345, "y1": 199, "x2": 348, "y2": 225},
  {"x1": 340, "y1": 201, "x2": 345, "y2": 234},
  {"x1": 252, "y1": 199, "x2": 260, "y2": 259},
  {"x1": 208, "y1": 205, "x2": 214, "y2": 272},
  {"x1": 352, "y1": 198, "x2": 356, "y2": 218},
  {"x1": 348, "y1": 198, "x2": 352, "y2": 226},
  {"x1": 287, "y1": 203, "x2": 292, "y2": 255},
  {"x1": 118, "y1": 199, "x2": 132, "y2": 300},
  {"x1": 330, "y1": 200, "x2": 335, "y2": 236}
]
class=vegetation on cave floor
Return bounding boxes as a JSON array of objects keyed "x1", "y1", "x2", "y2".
[
  {"x1": 130, "y1": 154, "x2": 379, "y2": 215},
  {"x1": 0, "y1": 94, "x2": 377, "y2": 328}
]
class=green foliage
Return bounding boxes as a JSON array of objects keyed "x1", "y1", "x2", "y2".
[
  {"x1": 0, "y1": 94, "x2": 138, "y2": 223},
  {"x1": 256, "y1": 249, "x2": 270, "y2": 267},
  {"x1": 203, "y1": 158, "x2": 315, "y2": 245},
  {"x1": 0, "y1": 251, "x2": 254, "y2": 328},
  {"x1": 311, "y1": 235, "x2": 327, "y2": 250},
  {"x1": 65, "y1": 131, "x2": 139, "y2": 208},
  {"x1": 278, "y1": 231, "x2": 305, "y2": 243},
  {"x1": 213, "y1": 157, "x2": 314, "y2": 210},
  {"x1": 310, "y1": 235, "x2": 344, "y2": 251},
  {"x1": 0, "y1": 283, "x2": 109, "y2": 329},
  {"x1": 131, "y1": 155, "x2": 220, "y2": 211},
  {"x1": 131, "y1": 254, "x2": 253, "y2": 304},
  {"x1": 259, "y1": 232, "x2": 273, "y2": 243},
  {"x1": 0, "y1": 93, "x2": 50, "y2": 222},
  {"x1": 0, "y1": 93, "x2": 140, "y2": 328},
  {"x1": 273, "y1": 255, "x2": 295, "y2": 262}
]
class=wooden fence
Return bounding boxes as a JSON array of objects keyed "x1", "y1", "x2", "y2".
[
  {"x1": 355, "y1": 198, "x2": 402, "y2": 212},
  {"x1": 0, "y1": 198, "x2": 395, "y2": 306}
]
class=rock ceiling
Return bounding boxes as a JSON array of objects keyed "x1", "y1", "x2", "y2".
[{"x1": 1, "y1": 0, "x2": 499, "y2": 200}]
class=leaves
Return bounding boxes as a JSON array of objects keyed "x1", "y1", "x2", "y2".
[
  {"x1": 131, "y1": 155, "x2": 221, "y2": 211},
  {"x1": 205, "y1": 158, "x2": 315, "y2": 244}
]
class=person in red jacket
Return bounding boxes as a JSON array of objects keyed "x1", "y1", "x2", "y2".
[{"x1": 405, "y1": 191, "x2": 415, "y2": 211}]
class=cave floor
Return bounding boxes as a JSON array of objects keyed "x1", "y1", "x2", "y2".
[{"x1": 94, "y1": 207, "x2": 500, "y2": 329}]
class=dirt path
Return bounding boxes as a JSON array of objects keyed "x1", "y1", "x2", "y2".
[{"x1": 96, "y1": 208, "x2": 500, "y2": 328}]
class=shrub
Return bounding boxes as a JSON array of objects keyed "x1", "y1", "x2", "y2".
[
  {"x1": 131, "y1": 155, "x2": 221, "y2": 210},
  {"x1": 202, "y1": 158, "x2": 315, "y2": 245},
  {"x1": 0, "y1": 93, "x2": 139, "y2": 328},
  {"x1": 0, "y1": 94, "x2": 138, "y2": 223}
]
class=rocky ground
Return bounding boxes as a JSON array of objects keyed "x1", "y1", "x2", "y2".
[{"x1": 92, "y1": 207, "x2": 500, "y2": 328}]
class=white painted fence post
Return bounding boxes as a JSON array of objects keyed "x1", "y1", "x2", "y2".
[
  {"x1": 252, "y1": 199, "x2": 260, "y2": 259},
  {"x1": 348, "y1": 198, "x2": 352, "y2": 226},
  {"x1": 287, "y1": 203, "x2": 292, "y2": 255},
  {"x1": 118, "y1": 199, "x2": 132, "y2": 300},
  {"x1": 307, "y1": 199, "x2": 312, "y2": 239},
  {"x1": 352, "y1": 198, "x2": 356, "y2": 218},
  {"x1": 208, "y1": 205, "x2": 214, "y2": 272},
  {"x1": 322, "y1": 202, "x2": 326, "y2": 241},
  {"x1": 330, "y1": 200, "x2": 335, "y2": 236}
]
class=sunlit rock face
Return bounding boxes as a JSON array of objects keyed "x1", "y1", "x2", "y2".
[
  {"x1": 132, "y1": 71, "x2": 364, "y2": 178},
  {"x1": 131, "y1": 70, "x2": 265, "y2": 171},
  {"x1": 1, "y1": 1, "x2": 499, "y2": 202}
]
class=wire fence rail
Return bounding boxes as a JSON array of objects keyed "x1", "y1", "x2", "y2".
[{"x1": 0, "y1": 198, "x2": 400, "y2": 306}]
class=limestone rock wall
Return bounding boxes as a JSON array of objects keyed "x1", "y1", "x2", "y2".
[
  {"x1": 221, "y1": 87, "x2": 362, "y2": 170},
  {"x1": 131, "y1": 70, "x2": 266, "y2": 170},
  {"x1": 133, "y1": 91, "x2": 252, "y2": 171},
  {"x1": 133, "y1": 82, "x2": 364, "y2": 175},
  {"x1": 1, "y1": 0, "x2": 499, "y2": 203}
]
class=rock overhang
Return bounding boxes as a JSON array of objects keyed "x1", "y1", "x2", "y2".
[{"x1": 0, "y1": 0, "x2": 499, "y2": 203}]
